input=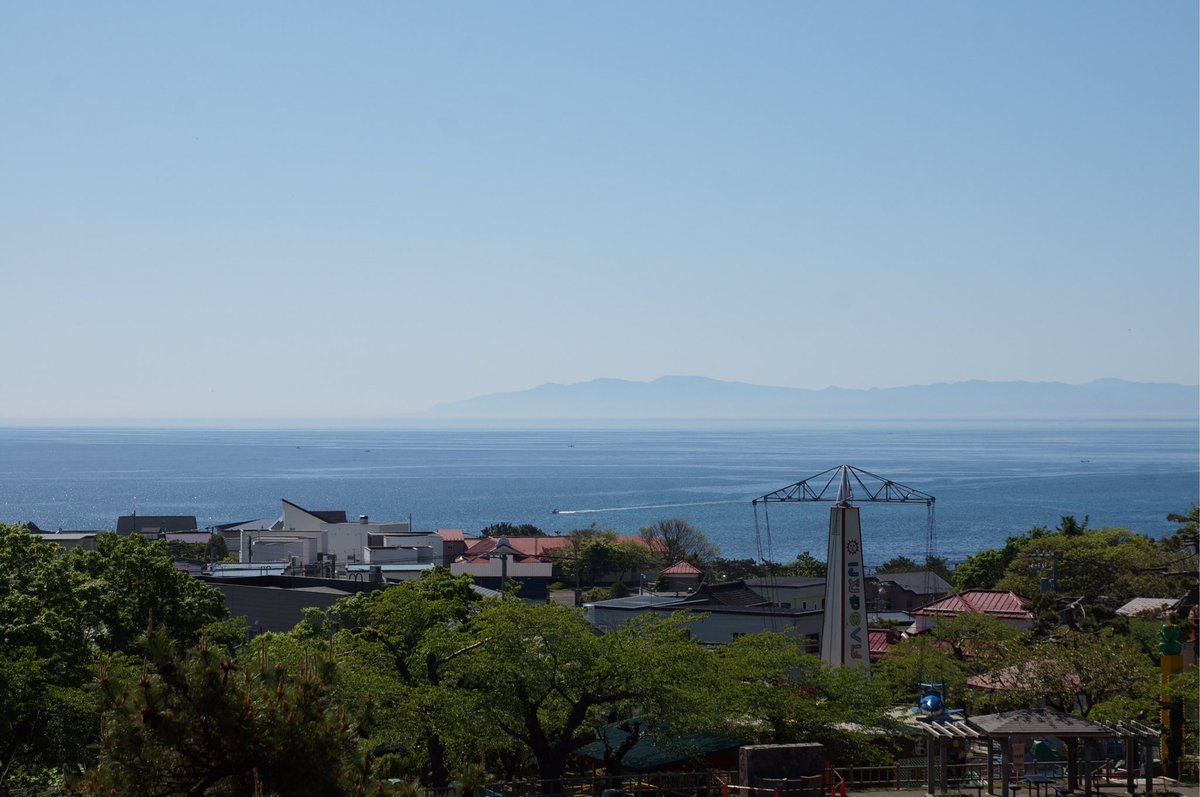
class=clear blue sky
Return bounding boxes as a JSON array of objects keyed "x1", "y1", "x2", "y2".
[{"x1": 2, "y1": 2, "x2": 1196, "y2": 418}]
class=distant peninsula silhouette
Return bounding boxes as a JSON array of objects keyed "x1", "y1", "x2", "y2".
[{"x1": 424, "y1": 376, "x2": 1199, "y2": 420}]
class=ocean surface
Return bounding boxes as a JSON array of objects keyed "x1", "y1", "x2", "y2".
[{"x1": 1, "y1": 421, "x2": 1196, "y2": 565}]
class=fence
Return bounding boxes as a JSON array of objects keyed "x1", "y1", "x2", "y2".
[{"x1": 482, "y1": 770, "x2": 738, "y2": 797}]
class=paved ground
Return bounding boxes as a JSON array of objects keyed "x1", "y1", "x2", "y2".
[{"x1": 846, "y1": 783, "x2": 1198, "y2": 797}]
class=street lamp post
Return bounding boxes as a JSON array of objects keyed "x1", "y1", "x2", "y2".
[{"x1": 489, "y1": 535, "x2": 520, "y2": 594}]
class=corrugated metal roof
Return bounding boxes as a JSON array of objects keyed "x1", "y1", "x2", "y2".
[
  {"x1": 914, "y1": 589, "x2": 1032, "y2": 619},
  {"x1": 1115, "y1": 597, "x2": 1174, "y2": 617},
  {"x1": 869, "y1": 629, "x2": 897, "y2": 655},
  {"x1": 464, "y1": 534, "x2": 654, "y2": 559}
]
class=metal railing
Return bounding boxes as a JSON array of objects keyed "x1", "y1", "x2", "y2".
[{"x1": 481, "y1": 770, "x2": 737, "y2": 797}]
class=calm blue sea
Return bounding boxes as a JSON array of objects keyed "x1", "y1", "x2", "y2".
[{"x1": 0, "y1": 421, "x2": 1196, "y2": 565}]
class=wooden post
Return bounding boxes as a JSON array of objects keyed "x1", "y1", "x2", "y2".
[
  {"x1": 931, "y1": 739, "x2": 940, "y2": 792},
  {"x1": 1066, "y1": 739, "x2": 1078, "y2": 793},
  {"x1": 1083, "y1": 741, "x2": 1092, "y2": 797},
  {"x1": 1125, "y1": 736, "x2": 1135, "y2": 796},
  {"x1": 940, "y1": 738, "x2": 950, "y2": 795},
  {"x1": 987, "y1": 741, "x2": 995, "y2": 796},
  {"x1": 1001, "y1": 738, "x2": 1011, "y2": 797},
  {"x1": 1143, "y1": 741, "x2": 1153, "y2": 796}
]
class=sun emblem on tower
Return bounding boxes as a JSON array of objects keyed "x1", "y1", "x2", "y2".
[{"x1": 846, "y1": 539, "x2": 860, "y2": 554}]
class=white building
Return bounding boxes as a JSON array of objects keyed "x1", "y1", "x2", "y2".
[{"x1": 238, "y1": 499, "x2": 442, "y2": 573}]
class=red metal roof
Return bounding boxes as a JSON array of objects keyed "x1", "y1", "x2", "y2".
[
  {"x1": 869, "y1": 629, "x2": 897, "y2": 656},
  {"x1": 464, "y1": 536, "x2": 571, "y2": 558},
  {"x1": 463, "y1": 535, "x2": 659, "y2": 560},
  {"x1": 662, "y1": 560, "x2": 702, "y2": 575},
  {"x1": 913, "y1": 590, "x2": 1033, "y2": 620},
  {"x1": 436, "y1": 529, "x2": 465, "y2": 542}
]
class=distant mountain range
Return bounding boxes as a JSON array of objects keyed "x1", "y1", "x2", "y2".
[{"x1": 424, "y1": 376, "x2": 1200, "y2": 420}]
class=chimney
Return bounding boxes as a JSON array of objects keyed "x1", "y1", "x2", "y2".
[{"x1": 359, "y1": 515, "x2": 368, "y2": 525}]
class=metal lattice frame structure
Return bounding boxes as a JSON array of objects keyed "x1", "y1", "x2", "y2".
[
  {"x1": 752, "y1": 464, "x2": 936, "y2": 507},
  {"x1": 750, "y1": 465, "x2": 938, "y2": 599}
]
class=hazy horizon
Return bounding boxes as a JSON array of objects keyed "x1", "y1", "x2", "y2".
[{"x1": 2, "y1": 375, "x2": 1197, "y2": 423}]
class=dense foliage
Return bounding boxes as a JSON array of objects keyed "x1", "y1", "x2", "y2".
[
  {"x1": 0, "y1": 524, "x2": 228, "y2": 793},
  {"x1": 1, "y1": 505, "x2": 1196, "y2": 794}
]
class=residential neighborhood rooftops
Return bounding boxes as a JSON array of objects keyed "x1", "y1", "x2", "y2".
[
  {"x1": 743, "y1": 576, "x2": 825, "y2": 588},
  {"x1": 463, "y1": 536, "x2": 571, "y2": 559},
  {"x1": 676, "y1": 581, "x2": 770, "y2": 608},
  {"x1": 116, "y1": 514, "x2": 198, "y2": 535},
  {"x1": 872, "y1": 571, "x2": 952, "y2": 594},
  {"x1": 583, "y1": 594, "x2": 682, "y2": 609}
]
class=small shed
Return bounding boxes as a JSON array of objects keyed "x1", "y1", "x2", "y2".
[{"x1": 660, "y1": 560, "x2": 703, "y2": 592}]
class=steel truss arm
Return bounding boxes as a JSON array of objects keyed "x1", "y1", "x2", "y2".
[{"x1": 752, "y1": 464, "x2": 935, "y2": 506}]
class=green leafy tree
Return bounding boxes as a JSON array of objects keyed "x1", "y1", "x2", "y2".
[
  {"x1": 480, "y1": 523, "x2": 545, "y2": 538},
  {"x1": 711, "y1": 558, "x2": 766, "y2": 581},
  {"x1": 954, "y1": 525, "x2": 1055, "y2": 591},
  {"x1": 925, "y1": 613, "x2": 1026, "y2": 663},
  {"x1": 75, "y1": 629, "x2": 369, "y2": 797},
  {"x1": 876, "y1": 555, "x2": 919, "y2": 573},
  {"x1": 998, "y1": 527, "x2": 1177, "y2": 607},
  {"x1": 780, "y1": 552, "x2": 827, "y2": 578},
  {"x1": 1164, "y1": 504, "x2": 1199, "y2": 557},
  {"x1": 873, "y1": 633, "x2": 970, "y2": 710},
  {"x1": 67, "y1": 532, "x2": 227, "y2": 653},
  {"x1": 296, "y1": 570, "x2": 485, "y2": 787},
  {"x1": 713, "y1": 633, "x2": 897, "y2": 765},
  {"x1": 638, "y1": 519, "x2": 719, "y2": 566},
  {"x1": 992, "y1": 630, "x2": 1157, "y2": 719},
  {"x1": 0, "y1": 525, "x2": 100, "y2": 791},
  {"x1": 454, "y1": 602, "x2": 710, "y2": 786}
]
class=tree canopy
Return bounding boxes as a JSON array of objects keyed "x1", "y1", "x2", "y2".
[
  {"x1": 638, "y1": 519, "x2": 719, "y2": 566},
  {"x1": 480, "y1": 522, "x2": 545, "y2": 538}
]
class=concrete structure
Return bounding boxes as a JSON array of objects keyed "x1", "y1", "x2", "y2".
[
  {"x1": 117, "y1": 514, "x2": 198, "y2": 536},
  {"x1": 866, "y1": 571, "x2": 952, "y2": 611},
  {"x1": 752, "y1": 464, "x2": 936, "y2": 673},
  {"x1": 237, "y1": 499, "x2": 440, "y2": 574},
  {"x1": 822, "y1": 503, "x2": 869, "y2": 668},
  {"x1": 742, "y1": 576, "x2": 826, "y2": 611},
  {"x1": 32, "y1": 532, "x2": 101, "y2": 551},
  {"x1": 585, "y1": 582, "x2": 822, "y2": 647}
]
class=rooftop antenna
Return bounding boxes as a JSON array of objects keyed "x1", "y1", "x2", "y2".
[{"x1": 753, "y1": 464, "x2": 935, "y2": 671}]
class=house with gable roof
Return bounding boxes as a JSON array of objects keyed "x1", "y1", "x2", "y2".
[{"x1": 911, "y1": 589, "x2": 1034, "y2": 633}]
